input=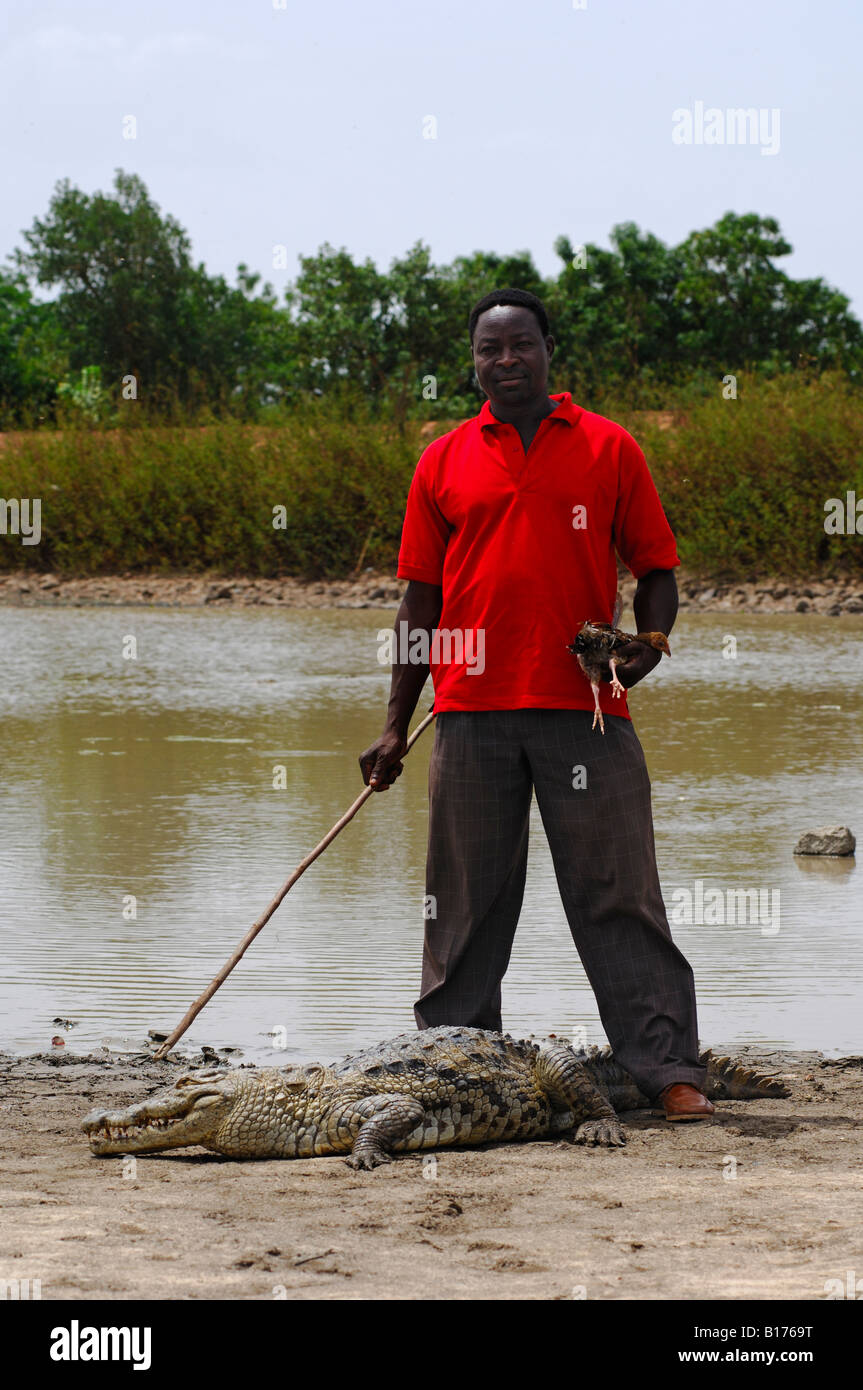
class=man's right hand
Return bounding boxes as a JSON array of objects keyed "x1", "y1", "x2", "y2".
[
  {"x1": 358, "y1": 729, "x2": 408, "y2": 792},
  {"x1": 360, "y1": 580, "x2": 441, "y2": 792}
]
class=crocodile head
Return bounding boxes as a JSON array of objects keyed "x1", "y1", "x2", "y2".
[
  {"x1": 82, "y1": 1064, "x2": 333, "y2": 1158},
  {"x1": 82, "y1": 1069, "x2": 242, "y2": 1155}
]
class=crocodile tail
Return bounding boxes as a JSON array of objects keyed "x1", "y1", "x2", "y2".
[
  {"x1": 573, "y1": 1045, "x2": 651, "y2": 1109},
  {"x1": 571, "y1": 1044, "x2": 790, "y2": 1106},
  {"x1": 700, "y1": 1050, "x2": 790, "y2": 1099}
]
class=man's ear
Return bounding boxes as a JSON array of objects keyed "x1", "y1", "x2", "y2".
[{"x1": 545, "y1": 335, "x2": 555, "y2": 361}]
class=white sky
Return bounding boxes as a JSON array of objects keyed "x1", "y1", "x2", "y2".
[{"x1": 1, "y1": 0, "x2": 860, "y2": 317}]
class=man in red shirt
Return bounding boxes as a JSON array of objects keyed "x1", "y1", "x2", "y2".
[{"x1": 359, "y1": 288, "x2": 712, "y2": 1123}]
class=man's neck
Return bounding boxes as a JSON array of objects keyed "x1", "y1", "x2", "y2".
[{"x1": 488, "y1": 392, "x2": 559, "y2": 427}]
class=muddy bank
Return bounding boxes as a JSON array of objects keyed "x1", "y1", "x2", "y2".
[
  {"x1": 2, "y1": 1047, "x2": 862, "y2": 1301},
  {"x1": 2, "y1": 568, "x2": 863, "y2": 615}
]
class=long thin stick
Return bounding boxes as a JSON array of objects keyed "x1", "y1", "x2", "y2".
[{"x1": 153, "y1": 711, "x2": 436, "y2": 1059}]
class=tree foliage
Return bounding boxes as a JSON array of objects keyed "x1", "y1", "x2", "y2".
[{"x1": 1, "y1": 171, "x2": 860, "y2": 427}]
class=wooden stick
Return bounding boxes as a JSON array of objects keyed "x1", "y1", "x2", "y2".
[{"x1": 152, "y1": 710, "x2": 436, "y2": 1059}]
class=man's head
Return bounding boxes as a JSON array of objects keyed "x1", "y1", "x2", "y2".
[{"x1": 469, "y1": 288, "x2": 554, "y2": 409}]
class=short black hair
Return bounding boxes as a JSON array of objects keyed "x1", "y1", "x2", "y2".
[{"x1": 468, "y1": 287, "x2": 550, "y2": 344}]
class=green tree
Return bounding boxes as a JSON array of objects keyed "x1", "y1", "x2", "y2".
[
  {"x1": 0, "y1": 268, "x2": 67, "y2": 426},
  {"x1": 550, "y1": 225, "x2": 684, "y2": 394},
  {"x1": 13, "y1": 169, "x2": 296, "y2": 417},
  {"x1": 7, "y1": 179, "x2": 863, "y2": 426},
  {"x1": 383, "y1": 242, "x2": 466, "y2": 413},
  {"x1": 285, "y1": 242, "x2": 395, "y2": 399},
  {"x1": 674, "y1": 212, "x2": 863, "y2": 373},
  {"x1": 179, "y1": 262, "x2": 299, "y2": 418},
  {"x1": 15, "y1": 170, "x2": 196, "y2": 409}
]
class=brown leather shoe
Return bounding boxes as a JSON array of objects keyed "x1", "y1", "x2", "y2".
[{"x1": 656, "y1": 1083, "x2": 716, "y2": 1121}]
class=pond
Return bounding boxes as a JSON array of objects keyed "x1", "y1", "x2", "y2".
[{"x1": 0, "y1": 606, "x2": 860, "y2": 1062}]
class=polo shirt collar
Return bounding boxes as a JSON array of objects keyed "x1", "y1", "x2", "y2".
[{"x1": 478, "y1": 391, "x2": 581, "y2": 430}]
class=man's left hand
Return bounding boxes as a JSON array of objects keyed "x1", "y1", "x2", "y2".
[{"x1": 607, "y1": 640, "x2": 662, "y2": 690}]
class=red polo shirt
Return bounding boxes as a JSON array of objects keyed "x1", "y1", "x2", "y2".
[{"x1": 397, "y1": 392, "x2": 679, "y2": 718}]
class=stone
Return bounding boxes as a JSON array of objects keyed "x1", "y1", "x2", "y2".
[{"x1": 794, "y1": 826, "x2": 856, "y2": 857}]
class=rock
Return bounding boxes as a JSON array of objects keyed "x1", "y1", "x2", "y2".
[
  {"x1": 844, "y1": 599, "x2": 863, "y2": 613},
  {"x1": 795, "y1": 599, "x2": 810, "y2": 612},
  {"x1": 794, "y1": 826, "x2": 856, "y2": 857}
]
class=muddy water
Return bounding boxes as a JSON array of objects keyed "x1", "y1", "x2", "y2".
[{"x1": 0, "y1": 607, "x2": 860, "y2": 1061}]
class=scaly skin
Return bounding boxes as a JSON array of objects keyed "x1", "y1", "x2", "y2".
[{"x1": 81, "y1": 1027, "x2": 788, "y2": 1169}]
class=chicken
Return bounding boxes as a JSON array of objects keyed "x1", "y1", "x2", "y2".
[{"x1": 567, "y1": 593, "x2": 671, "y2": 733}]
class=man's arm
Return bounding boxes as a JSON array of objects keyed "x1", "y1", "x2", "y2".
[
  {"x1": 358, "y1": 579, "x2": 443, "y2": 791},
  {"x1": 613, "y1": 568, "x2": 679, "y2": 689}
]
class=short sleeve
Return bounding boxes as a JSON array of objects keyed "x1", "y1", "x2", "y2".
[
  {"x1": 396, "y1": 447, "x2": 450, "y2": 585},
  {"x1": 613, "y1": 431, "x2": 680, "y2": 579}
]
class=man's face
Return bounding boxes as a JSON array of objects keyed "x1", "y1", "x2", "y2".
[{"x1": 471, "y1": 305, "x2": 553, "y2": 407}]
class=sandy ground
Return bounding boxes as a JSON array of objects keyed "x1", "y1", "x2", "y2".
[
  {"x1": 2, "y1": 567, "x2": 863, "y2": 615},
  {"x1": 2, "y1": 1048, "x2": 861, "y2": 1301}
]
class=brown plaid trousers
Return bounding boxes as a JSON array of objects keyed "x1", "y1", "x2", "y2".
[{"x1": 414, "y1": 709, "x2": 706, "y2": 1101}]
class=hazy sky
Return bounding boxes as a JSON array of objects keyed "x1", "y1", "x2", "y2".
[{"x1": 2, "y1": 0, "x2": 860, "y2": 315}]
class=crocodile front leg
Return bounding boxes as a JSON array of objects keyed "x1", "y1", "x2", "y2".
[
  {"x1": 536, "y1": 1046, "x2": 626, "y2": 1147},
  {"x1": 344, "y1": 1094, "x2": 427, "y2": 1170}
]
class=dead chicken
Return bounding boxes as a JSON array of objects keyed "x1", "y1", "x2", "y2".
[{"x1": 567, "y1": 594, "x2": 671, "y2": 733}]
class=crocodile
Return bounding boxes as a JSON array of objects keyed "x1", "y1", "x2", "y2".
[{"x1": 82, "y1": 1026, "x2": 789, "y2": 1170}]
